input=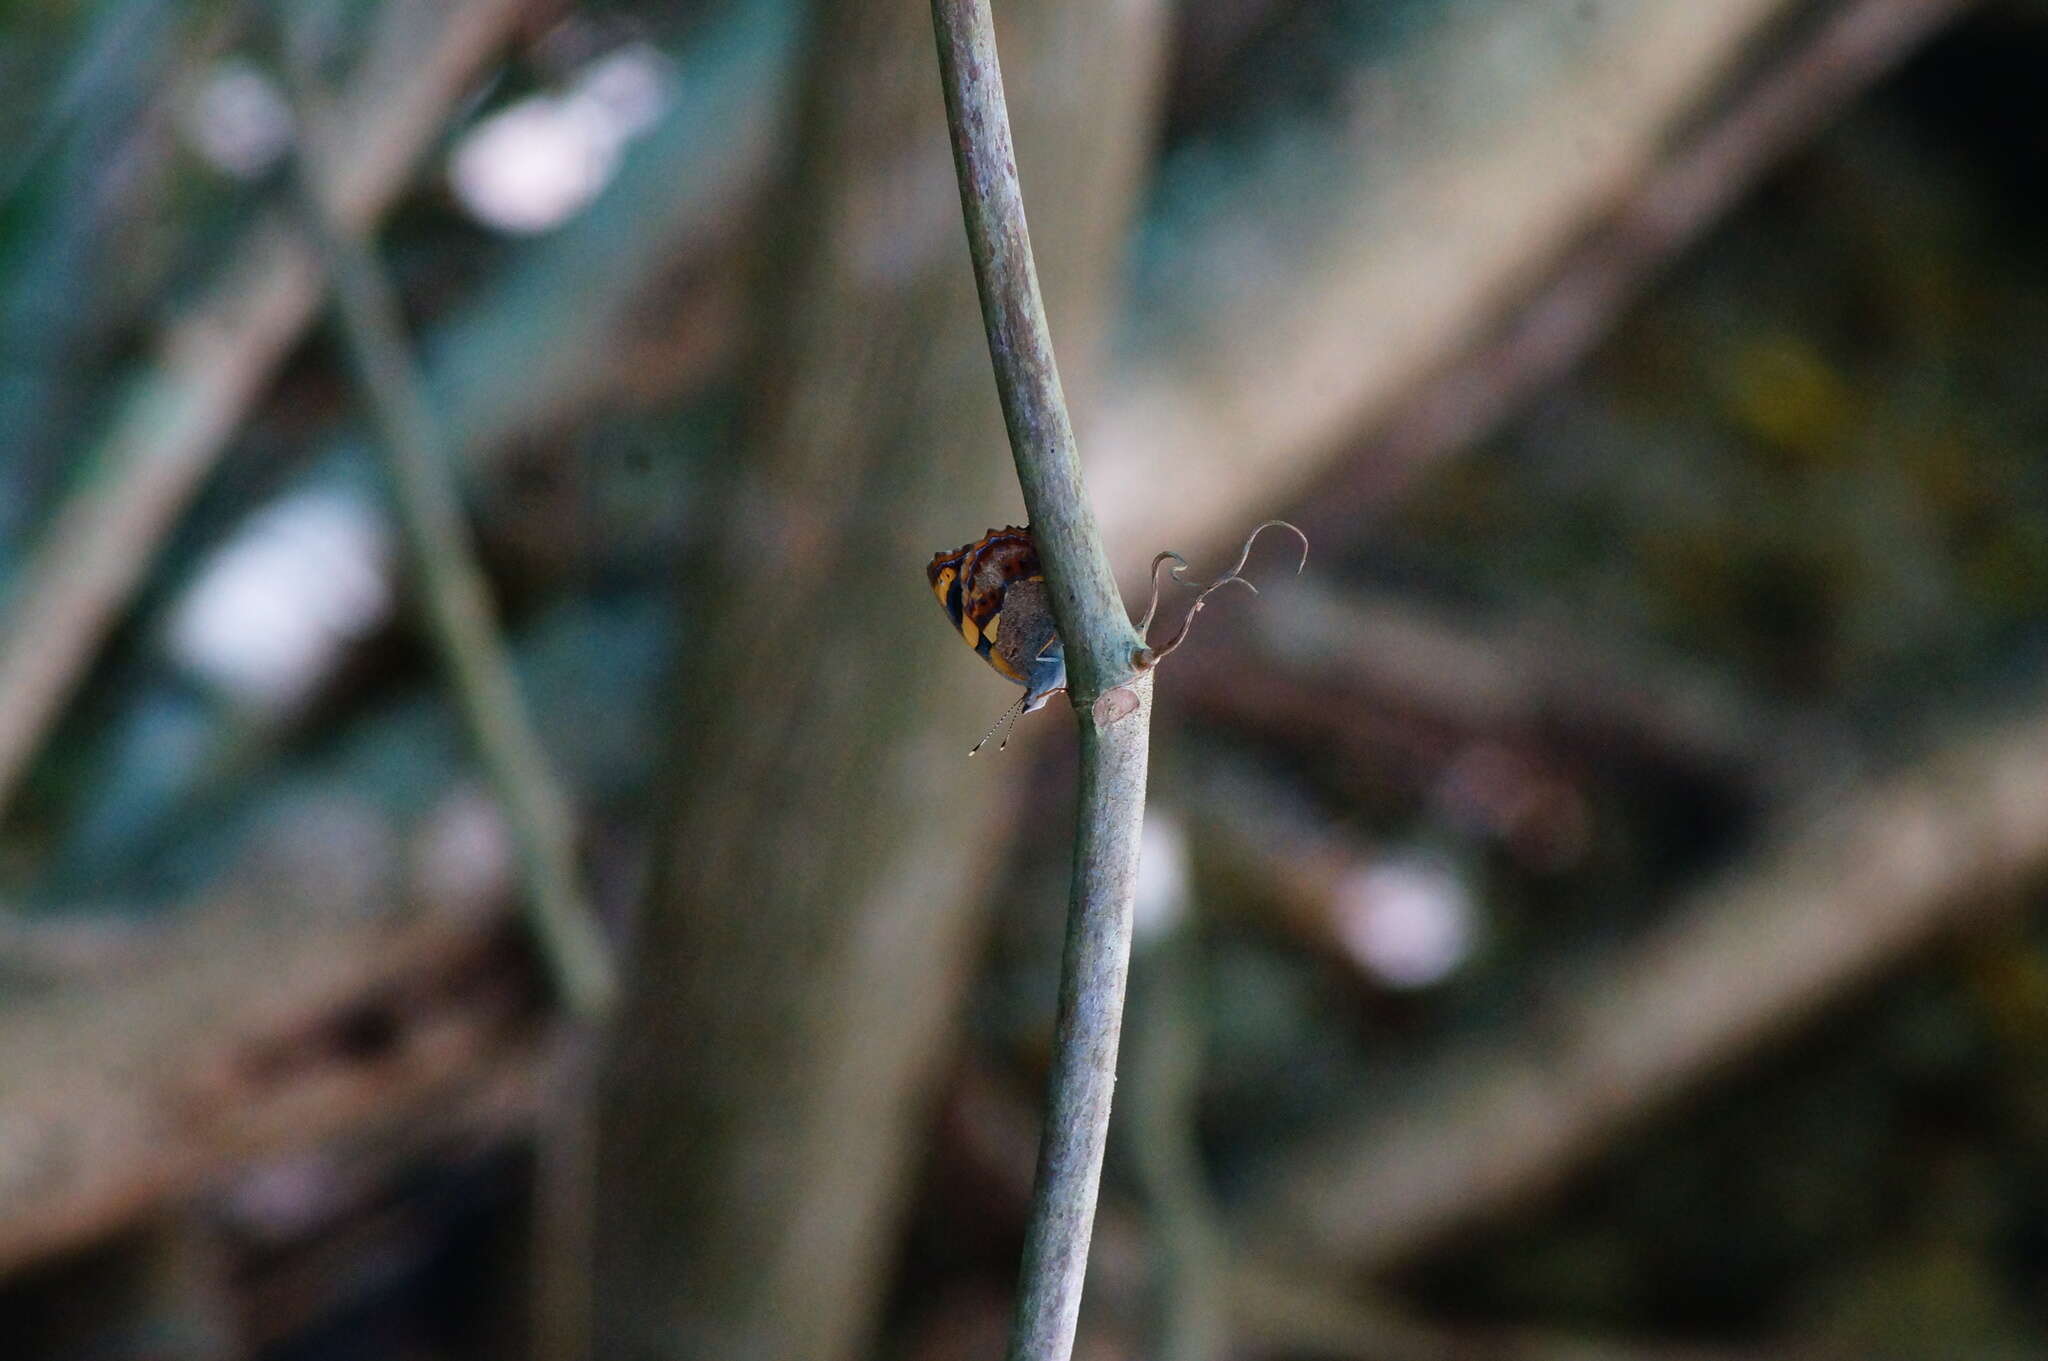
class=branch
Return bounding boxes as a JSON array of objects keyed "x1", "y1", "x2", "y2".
[
  {"x1": 0, "y1": 0, "x2": 527, "y2": 825},
  {"x1": 929, "y1": 4, "x2": 1152, "y2": 1359},
  {"x1": 0, "y1": 892, "x2": 537, "y2": 1274},
  {"x1": 1255, "y1": 696, "x2": 2048, "y2": 1270},
  {"x1": 1173, "y1": 580, "x2": 1843, "y2": 805},
  {"x1": 1292, "y1": 0, "x2": 1973, "y2": 541},
  {"x1": 1088, "y1": 0, "x2": 1812, "y2": 565},
  {"x1": 286, "y1": 75, "x2": 615, "y2": 1018}
]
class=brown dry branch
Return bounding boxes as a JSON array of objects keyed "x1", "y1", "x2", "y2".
[
  {"x1": 0, "y1": 890, "x2": 538, "y2": 1275},
  {"x1": 589, "y1": 3, "x2": 1166, "y2": 1360},
  {"x1": 0, "y1": 0, "x2": 529, "y2": 824},
  {"x1": 1088, "y1": 0, "x2": 1807, "y2": 567},
  {"x1": 1256, "y1": 697, "x2": 2048, "y2": 1272},
  {"x1": 1292, "y1": 0, "x2": 1974, "y2": 540},
  {"x1": 1172, "y1": 580, "x2": 1844, "y2": 808}
]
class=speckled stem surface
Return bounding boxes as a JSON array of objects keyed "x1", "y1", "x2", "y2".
[{"x1": 929, "y1": 3, "x2": 1153, "y2": 1358}]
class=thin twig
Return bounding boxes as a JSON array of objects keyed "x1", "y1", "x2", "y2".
[
  {"x1": 929, "y1": 3, "x2": 1152, "y2": 1358},
  {"x1": 284, "y1": 77, "x2": 615, "y2": 1019}
]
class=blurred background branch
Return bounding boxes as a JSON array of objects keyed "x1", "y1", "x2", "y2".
[
  {"x1": 1259, "y1": 695, "x2": 2048, "y2": 1272},
  {"x1": 0, "y1": 0, "x2": 529, "y2": 823},
  {"x1": 0, "y1": 864, "x2": 533, "y2": 1274},
  {"x1": 7, "y1": 0, "x2": 2046, "y2": 1358},
  {"x1": 1089, "y1": 0, "x2": 1807, "y2": 562},
  {"x1": 1293, "y1": 0, "x2": 1975, "y2": 542},
  {"x1": 287, "y1": 53, "x2": 615, "y2": 1018}
]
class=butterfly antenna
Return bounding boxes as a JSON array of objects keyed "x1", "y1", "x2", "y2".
[
  {"x1": 970, "y1": 694, "x2": 1028, "y2": 756},
  {"x1": 997, "y1": 701, "x2": 1025, "y2": 751}
]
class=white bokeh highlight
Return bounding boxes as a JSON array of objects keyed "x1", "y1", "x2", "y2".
[
  {"x1": 1132, "y1": 811, "x2": 1192, "y2": 942},
  {"x1": 184, "y1": 58, "x2": 295, "y2": 180},
  {"x1": 1332, "y1": 855, "x2": 1476, "y2": 989},
  {"x1": 448, "y1": 43, "x2": 672, "y2": 235},
  {"x1": 166, "y1": 487, "x2": 394, "y2": 711}
]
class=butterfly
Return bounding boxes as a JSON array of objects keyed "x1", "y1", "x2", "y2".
[
  {"x1": 927, "y1": 519, "x2": 1307, "y2": 753},
  {"x1": 927, "y1": 526, "x2": 1067, "y2": 752}
]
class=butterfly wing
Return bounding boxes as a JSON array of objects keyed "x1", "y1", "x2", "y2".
[
  {"x1": 929, "y1": 527, "x2": 1032, "y2": 667},
  {"x1": 928, "y1": 526, "x2": 1066, "y2": 709},
  {"x1": 927, "y1": 542, "x2": 976, "y2": 649}
]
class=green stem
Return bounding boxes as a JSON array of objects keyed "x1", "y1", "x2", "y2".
[
  {"x1": 286, "y1": 92, "x2": 616, "y2": 1020},
  {"x1": 929, "y1": 3, "x2": 1152, "y2": 1358}
]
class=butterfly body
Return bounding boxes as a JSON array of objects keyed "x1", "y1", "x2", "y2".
[{"x1": 927, "y1": 526, "x2": 1067, "y2": 714}]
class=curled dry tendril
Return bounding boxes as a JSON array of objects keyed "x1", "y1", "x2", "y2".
[{"x1": 1134, "y1": 519, "x2": 1308, "y2": 669}]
